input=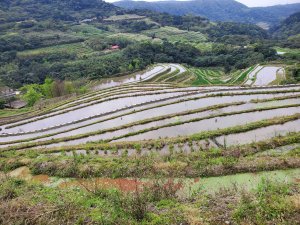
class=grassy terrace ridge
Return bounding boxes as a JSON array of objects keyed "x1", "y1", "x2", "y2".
[
  {"x1": 2, "y1": 88, "x2": 299, "y2": 136},
  {"x1": 232, "y1": 66, "x2": 255, "y2": 84},
  {"x1": 1, "y1": 133, "x2": 299, "y2": 179},
  {"x1": 60, "y1": 85, "x2": 181, "y2": 107},
  {"x1": 0, "y1": 102, "x2": 245, "y2": 145},
  {"x1": 1, "y1": 107, "x2": 299, "y2": 152},
  {"x1": 23, "y1": 135, "x2": 300, "y2": 178},
  {"x1": 3, "y1": 132, "x2": 298, "y2": 162},
  {"x1": 164, "y1": 71, "x2": 192, "y2": 83},
  {"x1": 246, "y1": 65, "x2": 265, "y2": 86},
  {"x1": 1, "y1": 88, "x2": 209, "y2": 135},
  {"x1": 3, "y1": 87, "x2": 300, "y2": 131},
  {"x1": 250, "y1": 93, "x2": 300, "y2": 103},
  {"x1": 163, "y1": 70, "x2": 184, "y2": 82}
]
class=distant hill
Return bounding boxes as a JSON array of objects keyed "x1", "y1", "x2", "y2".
[
  {"x1": 272, "y1": 12, "x2": 300, "y2": 38},
  {"x1": 114, "y1": 0, "x2": 300, "y2": 26}
]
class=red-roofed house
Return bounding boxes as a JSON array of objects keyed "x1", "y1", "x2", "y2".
[{"x1": 110, "y1": 45, "x2": 120, "y2": 50}]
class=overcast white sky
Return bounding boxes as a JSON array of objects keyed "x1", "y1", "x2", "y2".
[{"x1": 106, "y1": 0, "x2": 300, "y2": 7}]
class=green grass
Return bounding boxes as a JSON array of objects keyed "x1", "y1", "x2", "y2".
[
  {"x1": 17, "y1": 43, "x2": 95, "y2": 58},
  {"x1": 233, "y1": 66, "x2": 254, "y2": 84},
  {"x1": 191, "y1": 67, "x2": 249, "y2": 85},
  {"x1": 70, "y1": 24, "x2": 110, "y2": 37},
  {"x1": 104, "y1": 14, "x2": 146, "y2": 21},
  {"x1": 142, "y1": 26, "x2": 207, "y2": 43},
  {"x1": 0, "y1": 107, "x2": 31, "y2": 118},
  {"x1": 275, "y1": 47, "x2": 300, "y2": 56},
  {"x1": 108, "y1": 33, "x2": 156, "y2": 42},
  {"x1": 193, "y1": 42, "x2": 213, "y2": 52},
  {"x1": 233, "y1": 178, "x2": 296, "y2": 224},
  {"x1": 1, "y1": 132, "x2": 299, "y2": 179},
  {"x1": 1, "y1": 174, "x2": 298, "y2": 224}
]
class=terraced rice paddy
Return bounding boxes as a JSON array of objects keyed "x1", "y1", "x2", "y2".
[
  {"x1": 191, "y1": 64, "x2": 285, "y2": 86},
  {"x1": 0, "y1": 64, "x2": 299, "y2": 152},
  {"x1": 1, "y1": 63, "x2": 300, "y2": 225}
]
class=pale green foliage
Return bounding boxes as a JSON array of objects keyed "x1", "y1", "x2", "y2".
[{"x1": 22, "y1": 86, "x2": 42, "y2": 106}]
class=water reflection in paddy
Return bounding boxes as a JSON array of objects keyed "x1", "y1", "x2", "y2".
[
  {"x1": 1, "y1": 94, "x2": 299, "y2": 144},
  {"x1": 215, "y1": 119, "x2": 300, "y2": 146},
  {"x1": 43, "y1": 97, "x2": 300, "y2": 141},
  {"x1": 115, "y1": 106, "x2": 300, "y2": 142},
  {"x1": 4, "y1": 86, "x2": 299, "y2": 132},
  {"x1": 4, "y1": 92, "x2": 185, "y2": 133},
  {"x1": 92, "y1": 65, "x2": 166, "y2": 90},
  {"x1": 253, "y1": 66, "x2": 283, "y2": 86},
  {"x1": 39, "y1": 106, "x2": 300, "y2": 148}
]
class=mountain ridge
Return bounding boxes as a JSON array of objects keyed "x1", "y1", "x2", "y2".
[{"x1": 114, "y1": 0, "x2": 300, "y2": 25}]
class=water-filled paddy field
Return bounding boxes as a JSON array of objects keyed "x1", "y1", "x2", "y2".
[
  {"x1": 0, "y1": 82, "x2": 299, "y2": 151},
  {"x1": 0, "y1": 63, "x2": 298, "y2": 155}
]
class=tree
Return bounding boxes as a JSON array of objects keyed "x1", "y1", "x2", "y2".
[
  {"x1": 42, "y1": 78, "x2": 54, "y2": 98},
  {"x1": 23, "y1": 87, "x2": 42, "y2": 106},
  {"x1": 0, "y1": 98, "x2": 5, "y2": 109},
  {"x1": 64, "y1": 81, "x2": 75, "y2": 94}
]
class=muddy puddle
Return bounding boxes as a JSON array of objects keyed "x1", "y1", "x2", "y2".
[{"x1": 8, "y1": 166, "x2": 51, "y2": 184}]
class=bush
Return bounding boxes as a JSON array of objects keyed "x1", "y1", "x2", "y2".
[{"x1": 233, "y1": 178, "x2": 293, "y2": 224}]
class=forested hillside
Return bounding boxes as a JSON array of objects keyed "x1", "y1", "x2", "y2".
[
  {"x1": 0, "y1": 0, "x2": 119, "y2": 22},
  {"x1": 272, "y1": 12, "x2": 300, "y2": 39},
  {"x1": 0, "y1": 0, "x2": 275, "y2": 89},
  {"x1": 114, "y1": 0, "x2": 300, "y2": 26}
]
